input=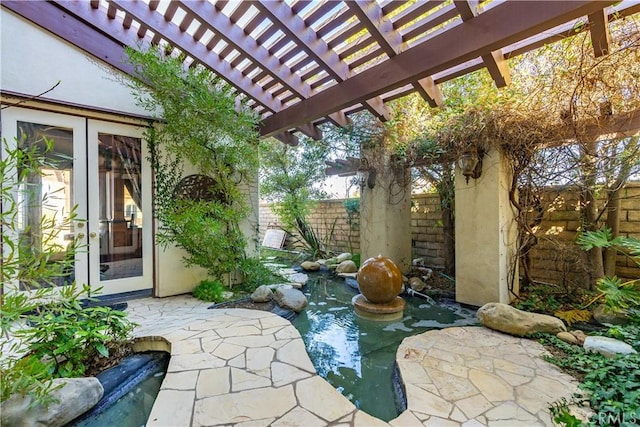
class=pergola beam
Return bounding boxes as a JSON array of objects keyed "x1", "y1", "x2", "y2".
[
  {"x1": 260, "y1": 1, "x2": 616, "y2": 137},
  {"x1": 47, "y1": 0, "x2": 286, "y2": 117},
  {"x1": 347, "y1": 0, "x2": 443, "y2": 107},
  {"x1": 454, "y1": 1, "x2": 511, "y2": 88}
]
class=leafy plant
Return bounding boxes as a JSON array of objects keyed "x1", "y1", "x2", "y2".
[
  {"x1": 237, "y1": 258, "x2": 284, "y2": 293},
  {"x1": 192, "y1": 279, "x2": 226, "y2": 303},
  {"x1": 259, "y1": 136, "x2": 331, "y2": 258},
  {"x1": 1, "y1": 136, "x2": 134, "y2": 406},
  {"x1": 1, "y1": 138, "x2": 80, "y2": 290},
  {"x1": 513, "y1": 285, "x2": 562, "y2": 313},
  {"x1": 1, "y1": 137, "x2": 78, "y2": 406},
  {"x1": 540, "y1": 317, "x2": 640, "y2": 426},
  {"x1": 126, "y1": 46, "x2": 259, "y2": 281},
  {"x1": 554, "y1": 309, "x2": 592, "y2": 326},
  {"x1": 578, "y1": 229, "x2": 640, "y2": 312},
  {"x1": 550, "y1": 398, "x2": 583, "y2": 427},
  {"x1": 12, "y1": 284, "x2": 134, "y2": 379}
]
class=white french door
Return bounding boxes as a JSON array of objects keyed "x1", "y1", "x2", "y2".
[
  {"x1": 1, "y1": 107, "x2": 152, "y2": 296},
  {"x1": 87, "y1": 120, "x2": 152, "y2": 295}
]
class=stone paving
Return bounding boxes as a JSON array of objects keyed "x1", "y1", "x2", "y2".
[{"x1": 126, "y1": 296, "x2": 579, "y2": 426}]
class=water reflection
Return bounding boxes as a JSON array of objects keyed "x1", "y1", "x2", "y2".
[{"x1": 292, "y1": 274, "x2": 478, "y2": 422}]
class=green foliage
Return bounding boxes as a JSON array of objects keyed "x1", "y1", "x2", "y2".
[
  {"x1": 126, "y1": 46, "x2": 260, "y2": 279},
  {"x1": 237, "y1": 257, "x2": 284, "y2": 293},
  {"x1": 578, "y1": 229, "x2": 640, "y2": 311},
  {"x1": 1, "y1": 137, "x2": 78, "y2": 406},
  {"x1": 513, "y1": 285, "x2": 563, "y2": 314},
  {"x1": 192, "y1": 279, "x2": 226, "y2": 303},
  {"x1": 260, "y1": 137, "x2": 331, "y2": 257},
  {"x1": 540, "y1": 318, "x2": 640, "y2": 426},
  {"x1": 343, "y1": 198, "x2": 360, "y2": 217},
  {"x1": 606, "y1": 313, "x2": 640, "y2": 351},
  {"x1": 1, "y1": 136, "x2": 134, "y2": 406},
  {"x1": 159, "y1": 199, "x2": 247, "y2": 279},
  {"x1": 13, "y1": 284, "x2": 134, "y2": 378},
  {"x1": 126, "y1": 47, "x2": 259, "y2": 178},
  {"x1": 550, "y1": 398, "x2": 583, "y2": 427}
]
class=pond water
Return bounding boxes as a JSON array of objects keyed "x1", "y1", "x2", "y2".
[{"x1": 291, "y1": 273, "x2": 478, "y2": 422}]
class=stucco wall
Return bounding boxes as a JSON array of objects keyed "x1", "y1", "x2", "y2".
[
  {"x1": 1, "y1": 9, "x2": 149, "y2": 118},
  {"x1": 259, "y1": 183, "x2": 640, "y2": 282}
]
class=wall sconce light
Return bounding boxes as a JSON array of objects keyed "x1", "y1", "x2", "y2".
[
  {"x1": 357, "y1": 158, "x2": 376, "y2": 189},
  {"x1": 458, "y1": 151, "x2": 483, "y2": 184}
]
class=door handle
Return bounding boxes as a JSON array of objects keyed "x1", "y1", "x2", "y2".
[
  {"x1": 77, "y1": 233, "x2": 85, "y2": 239},
  {"x1": 89, "y1": 232, "x2": 97, "y2": 239}
]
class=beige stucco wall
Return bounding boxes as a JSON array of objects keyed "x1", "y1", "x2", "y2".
[
  {"x1": 455, "y1": 149, "x2": 519, "y2": 306},
  {"x1": 360, "y1": 159, "x2": 412, "y2": 273},
  {"x1": 2, "y1": 10, "x2": 260, "y2": 298},
  {"x1": 0, "y1": 9, "x2": 149, "y2": 118}
]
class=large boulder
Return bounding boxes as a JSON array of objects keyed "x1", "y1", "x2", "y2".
[
  {"x1": 251, "y1": 285, "x2": 273, "y2": 303},
  {"x1": 274, "y1": 288, "x2": 308, "y2": 312},
  {"x1": 477, "y1": 303, "x2": 567, "y2": 337},
  {"x1": 592, "y1": 305, "x2": 630, "y2": 326},
  {"x1": 584, "y1": 336, "x2": 638, "y2": 358},
  {"x1": 335, "y1": 260, "x2": 358, "y2": 274},
  {"x1": 1, "y1": 377, "x2": 103, "y2": 427},
  {"x1": 286, "y1": 272, "x2": 309, "y2": 286}
]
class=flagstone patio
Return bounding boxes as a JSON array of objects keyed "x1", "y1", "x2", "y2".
[{"x1": 126, "y1": 296, "x2": 581, "y2": 426}]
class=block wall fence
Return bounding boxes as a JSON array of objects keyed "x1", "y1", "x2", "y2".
[{"x1": 259, "y1": 183, "x2": 640, "y2": 283}]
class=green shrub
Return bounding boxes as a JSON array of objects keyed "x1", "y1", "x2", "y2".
[
  {"x1": 12, "y1": 285, "x2": 134, "y2": 379},
  {"x1": 1, "y1": 138, "x2": 133, "y2": 406},
  {"x1": 237, "y1": 257, "x2": 285, "y2": 293},
  {"x1": 193, "y1": 279, "x2": 226, "y2": 302},
  {"x1": 578, "y1": 229, "x2": 640, "y2": 312},
  {"x1": 1, "y1": 285, "x2": 135, "y2": 404}
]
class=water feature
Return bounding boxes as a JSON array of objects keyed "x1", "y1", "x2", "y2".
[
  {"x1": 69, "y1": 352, "x2": 169, "y2": 427},
  {"x1": 291, "y1": 273, "x2": 478, "y2": 422}
]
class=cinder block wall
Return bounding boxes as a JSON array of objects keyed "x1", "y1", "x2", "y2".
[
  {"x1": 259, "y1": 200, "x2": 360, "y2": 254},
  {"x1": 529, "y1": 184, "x2": 640, "y2": 283},
  {"x1": 259, "y1": 183, "x2": 640, "y2": 280}
]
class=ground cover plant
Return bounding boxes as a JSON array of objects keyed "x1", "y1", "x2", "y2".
[{"x1": 541, "y1": 315, "x2": 640, "y2": 427}]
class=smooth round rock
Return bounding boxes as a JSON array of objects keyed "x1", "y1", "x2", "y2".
[
  {"x1": 557, "y1": 331, "x2": 578, "y2": 345},
  {"x1": 300, "y1": 261, "x2": 321, "y2": 271},
  {"x1": 357, "y1": 255, "x2": 403, "y2": 304}
]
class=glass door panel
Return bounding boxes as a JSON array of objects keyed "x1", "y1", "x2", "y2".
[
  {"x1": 1, "y1": 108, "x2": 87, "y2": 293},
  {"x1": 88, "y1": 121, "x2": 152, "y2": 295},
  {"x1": 17, "y1": 122, "x2": 76, "y2": 288},
  {"x1": 97, "y1": 133, "x2": 143, "y2": 279}
]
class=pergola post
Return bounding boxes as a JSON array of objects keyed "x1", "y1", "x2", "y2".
[
  {"x1": 455, "y1": 148, "x2": 519, "y2": 306},
  {"x1": 359, "y1": 154, "x2": 412, "y2": 273}
]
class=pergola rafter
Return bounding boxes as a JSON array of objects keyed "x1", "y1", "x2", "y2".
[
  {"x1": 346, "y1": 0, "x2": 444, "y2": 108},
  {"x1": 2, "y1": 0, "x2": 637, "y2": 143},
  {"x1": 253, "y1": 0, "x2": 392, "y2": 122}
]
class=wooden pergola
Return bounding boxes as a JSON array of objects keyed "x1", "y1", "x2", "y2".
[{"x1": 4, "y1": 0, "x2": 639, "y2": 146}]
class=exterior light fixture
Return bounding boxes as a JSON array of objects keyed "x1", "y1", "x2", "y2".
[
  {"x1": 458, "y1": 151, "x2": 483, "y2": 184},
  {"x1": 357, "y1": 168, "x2": 376, "y2": 189},
  {"x1": 357, "y1": 158, "x2": 376, "y2": 189}
]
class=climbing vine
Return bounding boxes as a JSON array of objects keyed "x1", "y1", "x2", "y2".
[{"x1": 126, "y1": 46, "x2": 260, "y2": 279}]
